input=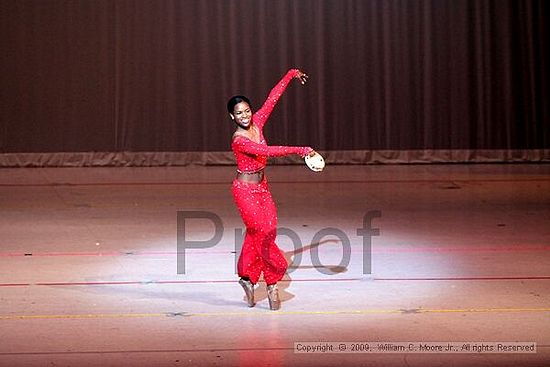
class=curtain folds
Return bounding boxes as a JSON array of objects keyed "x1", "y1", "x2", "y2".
[{"x1": 1, "y1": 0, "x2": 549, "y2": 166}]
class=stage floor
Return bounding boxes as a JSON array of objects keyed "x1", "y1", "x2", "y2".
[{"x1": 1, "y1": 164, "x2": 549, "y2": 366}]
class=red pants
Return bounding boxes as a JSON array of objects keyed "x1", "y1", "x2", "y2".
[{"x1": 232, "y1": 178, "x2": 288, "y2": 285}]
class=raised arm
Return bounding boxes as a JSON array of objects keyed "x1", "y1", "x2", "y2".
[
  {"x1": 254, "y1": 68, "x2": 308, "y2": 129},
  {"x1": 232, "y1": 136, "x2": 312, "y2": 158}
]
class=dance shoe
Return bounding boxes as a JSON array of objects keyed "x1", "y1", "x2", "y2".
[
  {"x1": 238, "y1": 278, "x2": 255, "y2": 307},
  {"x1": 267, "y1": 284, "x2": 280, "y2": 310}
]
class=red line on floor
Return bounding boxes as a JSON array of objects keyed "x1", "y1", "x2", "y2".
[
  {"x1": 1, "y1": 245, "x2": 549, "y2": 258},
  {"x1": 2, "y1": 276, "x2": 549, "y2": 288},
  {"x1": 35, "y1": 278, "x2": 362, "y2": 286},
  {"x1": 0, "y1": 283, "x2": 31, "y2": 287},
  {"x1": 371, "y1": 246, "x2": 550, "y2": 253},
  {"x1": 34, "y1": 280, "x2": 232, "y2": 286},
  {"x1": 374, "y1": 276, "x2": 550, "y2": 281},
  {"x1": 3, "y1": 278, "x2": 362, "y2": 288},
  {"x1": 0, "y1": 251, "x2": 127, "y2": 257}
]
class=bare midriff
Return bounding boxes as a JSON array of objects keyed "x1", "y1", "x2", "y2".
[{"x1": 236, "y1": 169, "x2": 265, "y2": 183}]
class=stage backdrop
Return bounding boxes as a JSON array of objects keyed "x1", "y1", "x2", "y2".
[{"x1": 1, "y1": 0, "x2": 549, "y2": 166}]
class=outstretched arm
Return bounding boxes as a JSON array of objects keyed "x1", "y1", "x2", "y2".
[
  {"x1": 232, "y1": 136, "x2": 312, "y2": 158},
  {"x1": 254, "y1": 68, "x2": 308, "y2": 129}
]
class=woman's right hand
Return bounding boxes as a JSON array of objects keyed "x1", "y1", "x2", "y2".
[{"x1": 294, "y1": 69, "x2": 309, "y2": 85}]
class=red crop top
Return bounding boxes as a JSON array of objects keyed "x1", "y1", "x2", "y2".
[{"x1": 231, "y1": 69, "x2": 311, "y2": 173}]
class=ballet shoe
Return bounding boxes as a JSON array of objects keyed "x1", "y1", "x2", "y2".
[
  {"x1": 267, "y1": 283, "x2": 280, "y2": 311},
  {"x1": 238, "y1": 278, "x2": 255, "y2": 307}
]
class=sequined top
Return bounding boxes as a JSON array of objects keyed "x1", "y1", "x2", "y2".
[{"x1": 232, "y1": 69, "x2": 311, "y2": 173}]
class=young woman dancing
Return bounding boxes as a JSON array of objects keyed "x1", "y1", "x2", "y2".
[{"x1": 227, "y1": 68, "x2": 315, "y2": 310}]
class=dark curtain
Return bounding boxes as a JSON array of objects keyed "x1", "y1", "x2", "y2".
[{"x1": 1, "y1": 0, "x2": 549, "y2": 161}]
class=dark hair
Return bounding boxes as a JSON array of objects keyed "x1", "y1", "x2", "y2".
[{"x1": 227, "y1": 95, "x2": 251, "y2": 114}]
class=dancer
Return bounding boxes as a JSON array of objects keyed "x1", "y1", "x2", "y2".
[{"x1": 228, "y1": 68, "x2": 315, "y2": 310}]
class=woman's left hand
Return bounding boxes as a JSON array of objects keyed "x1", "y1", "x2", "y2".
[{"x1": 295, "y1": 69, "x2": 309, "y2": 85}]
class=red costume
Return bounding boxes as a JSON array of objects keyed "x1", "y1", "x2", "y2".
[{"x1": 232, "y1": 69, "x2": 311, "y2": 285}]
